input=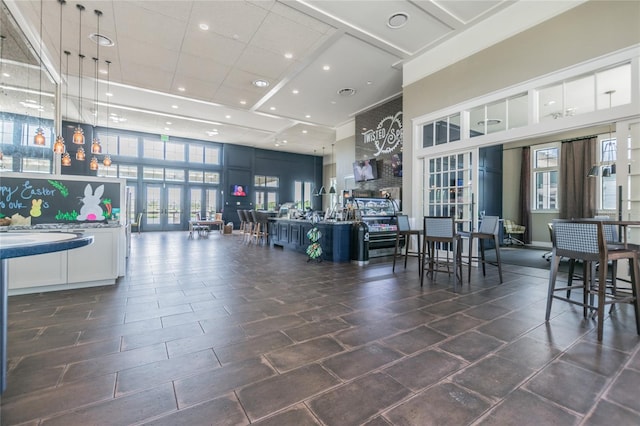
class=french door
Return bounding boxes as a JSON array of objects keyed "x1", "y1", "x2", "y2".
[{"x1": 143, "y1": 183, "x2": 184, "y2": 231}]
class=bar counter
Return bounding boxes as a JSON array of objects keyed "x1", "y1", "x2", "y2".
[{"x1": 269, "y1": 218, "x2": 353, "y2": 262}]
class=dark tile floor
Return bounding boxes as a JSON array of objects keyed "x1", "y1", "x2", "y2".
[{"x1": 2, "y1": 231, "x2": 640, "y2": 425}]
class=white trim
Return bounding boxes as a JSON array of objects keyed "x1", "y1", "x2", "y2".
[{"x1": 403, "y1": 1, "x2": 587, "y2": 87}]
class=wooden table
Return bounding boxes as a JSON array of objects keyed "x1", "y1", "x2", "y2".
[{"x1": 188, "y1": 219, "x2": 224, "y2": 238}]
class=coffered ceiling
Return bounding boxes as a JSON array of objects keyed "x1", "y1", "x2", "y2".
[{"x1": 2, "y1": 0, "x2": 577, "y2": 155}]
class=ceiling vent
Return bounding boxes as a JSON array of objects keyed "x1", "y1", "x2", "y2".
[{"x1": 337, "y1": 88, "x2": 356, "y2": 97}]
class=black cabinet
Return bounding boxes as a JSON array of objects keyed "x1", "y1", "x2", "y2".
[
  {"x1": 347, "y1": 197, "x2": 398, "y2": 258},
  {"x1": 270, "y1": 219, "x2": 351, "y2": 262}
]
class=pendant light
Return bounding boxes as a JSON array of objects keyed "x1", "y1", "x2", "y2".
[
  {"x1": 311, "y1": 149, "x2": 318, "y2": 196},
  {"x1": 90, "y1": 9, "x2": 102, "y2": 156},
  {"x1": 59, "y1": 51, "x2": 72, "y2": 163},
  {"x1": 33, "y1": 0, "x2": 46, "y2": 145},
  {"x1": 318, "y1": 147, "x2": 326, "y2": 195},
  {"x1": 72, "y1": 4, "x2": 85, "y2": 146},
  {"x1": 89, "y1": 155, "x2": 98, "y2": 170},
  {"x1": 329, "y1": 143, "x2": 336, "y2": 194},
  {"x1": 53, "y1": 0, "x2": 67, "y2": 155},
  {"x1": 102, "y1": 60, "x2": 112, "y2": 167}
]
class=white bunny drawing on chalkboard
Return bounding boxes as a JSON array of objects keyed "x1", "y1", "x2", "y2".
[{"x1": 77, "y1": 184, "x2": 105, "y2": 221}]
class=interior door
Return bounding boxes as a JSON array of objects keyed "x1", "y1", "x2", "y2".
[{"x1": 143, "y1": 184, "x2": 184, "y2": 231}]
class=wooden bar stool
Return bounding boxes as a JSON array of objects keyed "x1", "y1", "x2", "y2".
[
  {"x1": 466, "y1": 215, "x2": 503, "y2": 283},
  {"x1": 545, "y1": 219, "x2": 640, "y2": 341}
]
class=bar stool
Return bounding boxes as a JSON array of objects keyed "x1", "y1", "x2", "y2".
[
  {"x1": 465, "y1": 215, "x2": 503, "y2": 283},
  {"x1": 237, "y1": 210, "x2": 248, "y2": 235},
  {"x1": 244, "y1": 210, "x2": 255, "y2": 243},
  {"x1": 545, "y1": 219, "x2": 640, "y2": 341},
  {"x1": 392, "y1": 214, "x2": 421, "y2": 274},
  {"x1": 252, "y1": 210, "x2": 270, "y2": 245},
  {"x1": 421, "y1": 216, "x2": 463, "y2": 290}
]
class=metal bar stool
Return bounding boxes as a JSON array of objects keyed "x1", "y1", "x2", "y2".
[
  {"x1": 392, "y1": 214, "x2": 421, "y2": 274},
  {"x1": 465, "y1": 215, "x2": 503, "y2": 283},
  {"x1": 420, "y1": 216, "x2": 463, "y2": 290}
]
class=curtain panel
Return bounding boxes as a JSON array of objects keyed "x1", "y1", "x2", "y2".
[
  {"x1": 519, "y1": 147, "x2": 532, "y2": 243},
  {"x1": 559, "y1": 137, "x2": 597, "y2": 219}
]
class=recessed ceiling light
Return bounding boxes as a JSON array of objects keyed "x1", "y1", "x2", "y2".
[
  {"x1": 282, "y1": 140, "x2": 287, "y2": 144},
  {"x1": 206, "y1": 130, "x2": 218, "y2": 136},
  {"x1": 322, "y1": 65, "x2": 330, "y2": 71},
  {"x1": 292, "y1": 89, "x2": 299, "y2": 94},
  {"x1": 105, "y1": 92, "x2": 113, "y2": 97},
  {"x1": 387, "y1": 12, "x2": 409, "y2": 29},
  {"x1": 177, "y1": 87, "x2": 185, "y2": 92},
  {"x1": 305, "y1": 114, "x2": 311, "y2": 118},
  {"x1": 199, "y1": 23, "x2": 209, "y2": 31},
  {"x1": 284, "y1": 52, "x2": 293, "y2": 59},
  {"x1": 269, "y1": 106, "x2": 276, "y2": 111},
  {"x1": 240, "y1": 100, "x2": 247, "y2": 105},
  {"x1": 253, "y1": 79, "x2": 269, "y2": 88},
  {"x1": 99, "y1": 69, "x2": 108, "y2": 75},
  {"x1": 302, "y1": 130, "x2": 308, "y2": 134},
  {"x1": 275, "y1": 143, "x2": 280, "y2": 147},
  {"x1": 166, "y1": 121, "x2": 172, "y2": 125},
  {"x1": 89, "y1": 33, "x2": 114, "y2": 47},
  {"x1": 164, "y1": 127, "x2": 170, "y2": 131},
  {"x1": 366, "y1": 81, "x2": 373, "y2": 85},
  {"x1": 225, "y1": 115, "x2": 231, "y2": 119},
  {"x1": 2, "y1": 72, "x2": 9, "y2": 77},
  {"x1": 171, "y1": 105, "x2": 178, "y2": 109},
  {"x1": 545, "y1": 100, "x2": 556, "y2": 106},
  {"x1": 330, "y1": 101, "x2": 336, "y2": 104}
]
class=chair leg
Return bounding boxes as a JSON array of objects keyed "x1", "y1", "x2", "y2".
[
  {"x1": 467, "y1": 236, "x2": 474, "y2": 284},
  {"x1": 494, "y1": 235, "x2": 503, "y2": 283},
  {"x1": 596, "y1": 260, "x2": 608, "y2": 341},
  {"x1": 404, "y1": 235, "x2": 410, "y2": 270},
  {"x1": 392, "y1": 234, "x2": 400, "y2": 272},
  {"x1": 546, "y1": 253, "x2": 561, "y2": 321},
  {"x1": 479, "y1": 239, "x2": 486, "y2": 276},
  {"x1": 629, "y1": 257, "x2": 640, "y2": 336}
]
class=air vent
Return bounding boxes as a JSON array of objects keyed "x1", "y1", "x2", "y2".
[{"x1": 337, "y1": 88, "x2": 356, "y2": 97}]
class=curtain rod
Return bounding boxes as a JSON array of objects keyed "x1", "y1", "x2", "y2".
[{"x1": 560, "y1": 135, "x2": 598, "y2": 143}]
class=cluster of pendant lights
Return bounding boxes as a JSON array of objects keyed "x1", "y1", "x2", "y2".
[{"x1": 45, "y1": 0, "x2": 113, "y2": 170}]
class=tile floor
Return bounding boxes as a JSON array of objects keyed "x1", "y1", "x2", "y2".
[{"x1": 1, "y1": 231, "x2": 640, "y2": 425}]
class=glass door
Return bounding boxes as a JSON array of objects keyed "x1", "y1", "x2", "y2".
[{"x1": 143, "y1": 183, "x2": 184, "y2": 231}]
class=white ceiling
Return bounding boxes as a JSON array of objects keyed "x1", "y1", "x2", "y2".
[{"x1": 3, "y1": 0, "x2": 573, "y2": 155}]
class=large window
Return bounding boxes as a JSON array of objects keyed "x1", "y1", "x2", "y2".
[
  {"x1": 294, "y1": 180, "x2": 313, "y2": 209},
  {"x1": 600, "y1": 136, "x2": 617, "y2": 210},
  {"x1": 255, "y1": 175, "x2": 279, "y2": 210},
  {"x1": 532, "y1": 145, "x2": 559, "y2": 210}
]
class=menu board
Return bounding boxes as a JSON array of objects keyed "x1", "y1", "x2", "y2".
[{"x1": 0, "y1": 174, "x2": 121, "y2": 225}]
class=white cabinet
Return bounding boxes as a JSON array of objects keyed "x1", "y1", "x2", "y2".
[
  {"x1": 7, "y1": 227, "x2": 124, "y2": 295},
  {"x1": 67, "y1": 228, "x2": 118, "y2": 284},
  {"x1": 8, "y1": 251, "x2": 67, "y2": 290}
]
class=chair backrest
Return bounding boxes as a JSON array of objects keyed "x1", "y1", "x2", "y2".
[
  {"x1": 479, "y1": 216, "x2": 500, "y2": 235},
  {"x1": 248, "y1": 210, "x2": 257, "y2": 223},
  {"x1": 424, "y1": 216, "x2": 455, "y2": 239},
  {"x1": 238, "y1": 210, "x2": 246, "y2": 222},
  {"x1": 552, "y1": 219, "x2": 605, "y2": 262},
  {"x1": 594, "y1": 215, "x2": 618, "y2": 243},
  {"x1": 396, "y1": 214, "x2": 410, "y2": 232}
]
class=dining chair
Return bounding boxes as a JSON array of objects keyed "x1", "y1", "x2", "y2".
[
  {"x1": 131, "y1": 212, "x2": 143, "y2": 235},
  {"x1": 545, "y1": 219, "x2": 640, "y2": 341},
  {"x1": 237, "y1": 210, "x2": 247, "y2": 235},
  {"x1": 421, "y1": 216, "x2": 463, "y2": 290},
  {"x1": 504, "y1": 219, "x2": 525, "y2": 245},
  {"x1": 392, "y1": 214, "x2": 421, "y2": 274},
  {"x1": 465, "y1": 215, "x2": 503, "y2": 283}
]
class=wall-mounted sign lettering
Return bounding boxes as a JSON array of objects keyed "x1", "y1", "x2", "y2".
[
  {"x1": 0, "y1": 176, "x2": 120, "y2": 224},
  {"x1": 361, "y1": 111, "x2": 403, "y2": 157}
]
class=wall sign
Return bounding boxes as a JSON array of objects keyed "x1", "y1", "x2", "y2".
[
  {"x1": 361, "y1": 111, "x2": 403, "y2": 157},
  {"x1": 0, "y1": 175, "x2": 121, "y2": 224}
]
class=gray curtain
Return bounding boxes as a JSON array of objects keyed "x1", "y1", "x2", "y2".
[
  {"x1": 519, "y1": 147, "x2": 531, "y2": 243},
  {"x1": 559, "y1": 137, "x2": 597, "y2": 219}
]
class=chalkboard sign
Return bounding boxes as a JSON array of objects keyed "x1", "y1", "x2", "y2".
[{"x1": 0, "y1": 173, "x2": 122, "y2": 225}]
